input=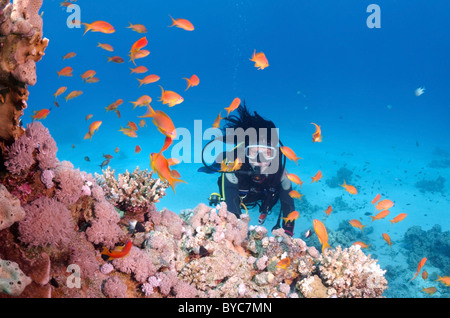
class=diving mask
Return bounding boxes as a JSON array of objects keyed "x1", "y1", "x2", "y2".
[{"x1": 245, "y1": 145, "x2": 277, "y2": 160}]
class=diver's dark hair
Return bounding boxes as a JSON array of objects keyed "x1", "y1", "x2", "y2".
[{"x1": 222, "y1": 101, "x2": 278, "y2": 146}]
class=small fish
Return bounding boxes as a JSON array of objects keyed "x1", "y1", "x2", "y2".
[
  {"x1": 282, "y1": 211, "x2": 299, "y2": 223},
  {"x1": 130, "y1": 66, "x2": 148, "y2": 74},
  {"x1": 421, "y1": 287, "x2": 437, "y2": 296},
  {"x1": 97, "y1": 42, "x2": 114, "y2": 52},
  {"x1": 138, "y1": 105, "x2": 176, "y2": 140},
  {"x1": 311, "y1": 122, "x2": 322, "y2": 142},
  {"x1": 324, "y1": 205, "x2": 332, "y2": 216},
  {"x1": 313, "y1": 219, "x2": 331, "y2": 253},
  {"x1": 114, "y1": 147, "x2": 119, "y2": 153},
  {"x1": 371, "y1": 194, "x2": 381, "y2": 204},
  {"x1": 138, "y1": 119, "x2": 147, "y2": 128},
  {"x1": 183, "y1": 74, "x2": 200, "y2": 91},
  {"x1": 135, "y1": 145, "x2": 141, "y2": 153},
  {"x1": 276, "y1": 257, "x2": 291, "y2": 270},
  {"x1": 127, "y1": 121, "x2": 138, "y2": 131},
  {"x1": 81, "y1": 70, "x2": 96, "y2": 81},
  {"x1": 168, "y1": 15, "x2": 194, "y2": 31},
  {"x1": 352, "y1": 241, "x2": 370, "y2": 249},
  {"x1": 105, "y1": 99, "x2": 123, "y2": 112},
  {"x1": 286, "y1": 173, "x2": 304, "y2": 187},
  {"x1": 382, "y1": 233, "x2": 393, "y2": 248},
  {"x1": 311, "y1": 170, "x2": 322, "y2": 183},
  {"x1": 127, "y1": 22, "x2": 148, "y2": 33},
  {"x1": 53, "y1": 86, "x2": 67, "y2": 99},
  {"x1": 129, "y1": 50, "x2": 150, "y2": 61},
  {"x1": 370, "y1": 210, "x2": 390, "y2": 222},
  {"x1": 150, "y1": 152, "x2": 187, "y2": 192},
  {"x1": 54, "y1": 101, "x2": 60, "y2": 108},
  {"x1": 304, "y1": 229, "x2": 312, "y2": 238},
  {"x1": 224, "y1": 97, "x2": 241, "y2": 117},
  {"x1": 422, "y1": 271, "x2": 428, "y2": 281},
  {"x1": 138, "y1": 74, "x2": 160, "y2": 87},
  {"x1": 436, "y1": 275, "x2": 450, "y2": 286},
  {"x1": 57, "y1": 66, "x2": 73, "y2": 77},
  {"x1": 101, "y1": 240, "x2": 132, "y2": 261},
  {"x1": 103, "y1": 154, "x2": 114, "y2": 159},
  {"x1": 340, "y1": 180, "x2": 358, "y2": 194},
  {"x1": 85, "y1": 77, "x2": 100, "y2": 84},
  {"x1": 212, "y1": 112, "x2": 223, "y2": 128},
  {"x1": 107, "y1": 56, "x2": 125, "y2": 63},
  {"x1": 119, "y1": 127, "x2": 138, "y2": 138},
  {"x1": 390, "y1": 213, "x2": 407, "y2": 225},
  {"x1": 375, "y1": 199, "x2": 394, "y2": 211},
  {"x1": 85, "y1": 120, "x2": 102, "y2": 140},
  {"x1": 288, "y1": 190, "x2": 303, "y2": 200},
  {"x1": 65, "y1": 90, "x2": 83, "y2": 102},
  {"x1": 410, "y1": 257, "x2": 427, "y2": 281},
  {"x1": 159, "y1": 85, "x2": 183, "y2": 107},
  {"x1": 82, "y1": 21, "x2": 115, "y2": 35},
  {"x1": 99, "y1": 159, "x2": 111, "y2": 169},
  {"x1": 349, "y1": 219, "x2": 366, "y2": 232},
  {"x1": 130, "y1": 36, "x2": 148, "y2": 65},
  {"x1": 250, "y1": 50, "x2": 269, "y2": 70},
  {"x1": 31, "y1": 108, "x2": 50, "y2": 121},
  {"x1": 84, "y1": 156, "x2": 90, "y2": 162},
  {"x1": 280, "y1": 146, "x2": 302, "y2": 165},
  {"x1": 63, "y1": 52, "x2": 76, "y2": 60}
]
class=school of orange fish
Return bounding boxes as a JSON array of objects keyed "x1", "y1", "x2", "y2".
[{"x1": 33, "y1": 2, "x2": 449, "y2": 294}]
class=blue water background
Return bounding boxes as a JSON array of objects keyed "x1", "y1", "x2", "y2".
[{"x1": 26, "y1": 0, "x2": 450, "y2": 297}]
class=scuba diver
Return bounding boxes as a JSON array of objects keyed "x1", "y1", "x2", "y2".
[{"x1": 200, "y1": 103, "x2": 297, "y2": 236}]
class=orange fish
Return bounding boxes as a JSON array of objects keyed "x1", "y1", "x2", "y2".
[
  {"x1": 53, "y1": 86, "x2": 67, "y2": 98},
  {"x1": 349, "y1": 219, "x2": 366, "y2": 232},
  {"x1": 288, "y1": 190, "x2": 303, "y2": 200},
  {"x1": 371, "y1": 194, "x2": 381, "y2": 204},
  {"x1": 276, "y1": 257, "x2": 291, "y2": 270},
  {"x1": 375, "y1": 199, "x2": 394, "y2": 211},
  {"x1": 150, "y1": 152, "x2": 187, "y2": 192},
  {"x1": 410, "y1": 257, "x2": 427, "y2": 281},
  {"x1": 311, "y1": 170, "x2": 322, "y2": 183},
  {"x1": 82, "y1": 21, "x2": 115, "y2": 35},
  {"x1": 63, "y1": 52, "x2": 76, "y2": 60},
  {"x1": 280, "y1": 146, "x2": 302, "y2": 165},
  {"x1": 127, "y1": 121, "x2": 138, "y2": 131},
  {"x1": 313, "y1": 219, "x2": 331, "y2": 253},
  {"x1": 282, "y1": 211, "x2": 299, "y2": 223},
  {"x1": 101, "y1": 240, "x2": 132, "y2": 261},
  {"x1": 324, "y1": 205, "x2": 332, "y2": 216},
  {"x1": 138, "y1": 105, "x2": 176, "y2": 140},
  {"x1": 421, "y1": 287, "x2": 437, "y2": 296},
  {"x1": 105, "y1": 99, "x2": 123, "y2": 112},
  {"x1": 352, "y1": 241, "x2": 370, "y2": 250},
  {"x1": 168, "y1": 15, "x2": 194, "y2": 31},
  {"x1": 224, "y1": 97, "x2": 241, "y2": 116},
  {"x1": 129, "y1": 50, "x2": 150, "y2": 61},
  {"x1": 212, "y1": 112, "x2": 224, "y2": 128},
  {"x1": 138, "y1": 119, "x2": 147, "y2": 128},
  {"x1": 130, "y1": 95, "x2": 152, "y2": 109},
  {"x1": 85, "y1": 77, "x2": 100, "y2": 84},
  {"x1": 97, "y1": 42, "x2": 114, "y2": 52},
  {"x1": 382, "y1": 233, "x2": 393, "y2": 248},
  {"x1": 436, "y1": 275, "x2": 450, "y2": 286},
  {"x1": 390, "y1": 213, "x2": 407, "y2": 225},
  {"x1": 57, "y1": 66, "x2": 73, "y2": 77},
  {"x1": 311, "y1": 122, "x2": 322, "y2": 142},
  {"x1": 340, "y1": 180, "x2": 358, "y2": 194},
  {"x1": 183, "y1": 74, "x2": 200, "y2": 91},
  {"x1": 107, "y1": 56, "x2": 125, "y2": 63},
  {"x1": 65, "y1": 90, "x2": 83, "y2": 102},
  {"x1": 119, "y1": 127, "x2": 137, "y2": 138},
  {"x1": 114, "y1": 147, "x2": 120, "y2": 153},
  {"x1": 250, "y1": 50, "x2": 269, "y2": 70},
  {"x1": 85, "y1": 120, "x2": 102, "y2": 140},
  {"x1": 286, "y1": 173, "x2": 304, "y2": 187},
  {"x1": 159, "y1": 85, "x2": 184, "y2": 107},
  {"x1": 370, "y1": 210, "x2": 390, "y2": 222},
  {"x1": 422, "y1": 271, "x2": 428, "y2": 281},
  {"x1": 130, "y1": 66, "x2": 148, "y2": 74},
  {"x1": 127, "y1": 22, "x2": 148, "y2": 33},
  {"x1": 130, "y1": 36, "x2": 148, "y2": 65},
  {"x1": 81, "y1": 70, "x2": 96, "y2": 81},
  {"x1": 85, "y1": 114, "x2": 93, "y2": 121},
  {"x1": 135, "y1": 145, "x2": 141, "y2": 153},
  {"x1": 138, "y1": 74, "x2": 160, "y2": 87},
  {"x1": 30, "y1": 109, "x2": 50, "y2": 121}
]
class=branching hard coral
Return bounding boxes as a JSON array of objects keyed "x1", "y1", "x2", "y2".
[
  {"x1": 95, "y1": 166, "x2": 169, "y2": 222},
  {"x1": 318, "y1": 245, "x2": 387, "y2": 298}
]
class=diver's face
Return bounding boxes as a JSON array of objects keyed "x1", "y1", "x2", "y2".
[{"x1": 246, "y1": 145, "x2": 277, "y2": 173}]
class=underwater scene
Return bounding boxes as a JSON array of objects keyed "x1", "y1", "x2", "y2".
[{"x1": 0, "y1": 0, "x2": 449, "y2": 300}]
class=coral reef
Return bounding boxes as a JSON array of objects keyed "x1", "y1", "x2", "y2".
[
  {"x1": 415, "y1": 176, "x2": 446, "y2": 194},
  {"x1": 0, "y1": 0, "x2": 48, "y2": 150},
  {"x1": 326, "y1": 166, "x2": 353, "y2": 188}
]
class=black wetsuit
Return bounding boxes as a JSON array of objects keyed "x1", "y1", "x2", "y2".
[{"x1": 218, "y1": 166, "x2": 296, "y2": 236}]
